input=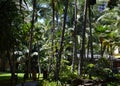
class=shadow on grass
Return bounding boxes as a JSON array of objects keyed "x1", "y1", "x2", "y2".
[
  {"x1": 0, "y1": 73, "x2": 24, "y2": 86},
  {"x1": 0, "y1": 73, "x2": 43, "y2": 86}
]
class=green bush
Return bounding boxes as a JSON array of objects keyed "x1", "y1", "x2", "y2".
[
  {"x1": 37, "y1": 80, "x2": 62, "y2": 86},
  {"x1": 107, "y1": 82, "x2": 119, "y2": 86},
  {"x1": 59, "y1": 64, "x2": 79, "y2": 83}
]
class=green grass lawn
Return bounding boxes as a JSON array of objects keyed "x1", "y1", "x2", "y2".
[
  {"x1": 0, "y1": 72, "x2": 43, "y2": 86},
  {"x1": 0, "y1": 73, "x2": 31, "y2": 86},
  {"x1": 0, "y1": 73, "x2": 24, "y2": 86}
]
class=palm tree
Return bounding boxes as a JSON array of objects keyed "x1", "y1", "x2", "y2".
[
  {"x1": 88, "y1": 2, "x2": 93, "y2": 61},
  {"x1": 80, "y1": 0, "x2": 88, "y2": 76},
  {"x1": 27, "y1": 0, "x2": 36, "y2": 78},
  {"x1": 95, "y1": 5, "x2": 120, "y2": 57},
  {"x1": 54, "y1": 0, "x2": 69, "y2": 80},
  {"x1": 48, "y1": 0, "x2": 55, "y2": 73},
  {"x1": 71, "y1": 0, "x2": 77, "y2": 73}
]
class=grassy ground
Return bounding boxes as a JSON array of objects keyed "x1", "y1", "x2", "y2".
[
  {"x1": 0, "y1": 73, "x2": 43, "y2": 86},
  {"x1": 1, "y1": 73, "x2": 119, "y2": 86},
  {"x1": 0, "y1": 73, "x2": 24, "y2": 86}
]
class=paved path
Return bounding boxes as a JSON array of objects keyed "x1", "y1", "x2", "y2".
[{"x1": 16, "y1": 81, "x2": 38, "y2": 86}]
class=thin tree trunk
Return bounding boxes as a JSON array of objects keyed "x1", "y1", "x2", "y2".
[
  {"x1": 72, "y1": 0, "x2": 77, "y2": 73},
  {"x1": 100, "y1": 41, "x2": 102, "y2": 57},
  {"x1": 101, "y1": 44, "x2": 106, "y2": 57},
  {"x1": 7, "y1": 50, "x2": 13, "y2": 75},
  {"x1": 37, "y1": 41, "x2": 41, "y2": 79},
  {"x1": 88, "y1": 4, "x2": 93, "y2": 61},
  {"x1": 56, "y1": 11, "x2": 59, "y2": 29},
  {"x1": 87, "y1": 36, "x2": 90, "y2": 59},
  {"x1": 54, "y1": 0, "x2": 68, "y2": 80},
  {"x1": 49, "y1": 0, "x2": 55, "y2": 72},
  {"x1": 78, "y1": 50, "x2": 81, "y2": 75},
  {"x1": 7, "y1": 50, "x2": 15, "y2": 86},
  {"x1": 100, "y1": 38, "x2": 107, "y2": 57},
  {"x1": 88, "y1": 5, "x2": 92, "y2": 78},
  {"x1": 80, "y1": 0, "x2": 88, "y2": 76},
  {"x1": 28, "y1": 0, "x2": 36, "y2": 78},
  {"x1": 12, "y1": 48, "x2": 16, "y2": 74}
]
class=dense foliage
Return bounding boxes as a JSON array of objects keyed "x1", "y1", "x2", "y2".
[{"x1": 0, "y1": 0, "x2": 120, "y2": 85}]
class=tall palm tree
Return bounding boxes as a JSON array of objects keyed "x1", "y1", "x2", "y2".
[
  {"x1": 88, "y1": 2, "x2": 93, "y2": 61},
  {"x1": 71, "y1": 0, "x2": 77, "y2": 73},
  {"x1": 80, "y1": 0, "x2": 88, "y2": 75},
  {"x1": 96, "y1": 5, "x2": 120, "y2": 57},
  {"x1": 48, "y1": 0, "x2": 55, "y2": 72},
  {"x1": 27, "y1": 0, "x2": 36, "y2": 78},
  {"x1": 54, "y1": 0, "x2": 69, "y2": 80}
]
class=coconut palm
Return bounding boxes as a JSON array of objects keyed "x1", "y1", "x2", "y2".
[{"x1": 95, "y1": 4, "x2": 120, "y2": 57}]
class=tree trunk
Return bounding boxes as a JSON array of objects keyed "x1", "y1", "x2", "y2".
[
  {"x1": 54, "y1": 0, "x2": 68, "y2": 80},
  {"x1": 78, "y1": 50, "x2": 81, "y2": 75},
  {"x1": 101, "y1": 44, "x2": 106, "y2": 57},
  {"x1": 7, "y1": 50, "x2": 13, "y2": 74},
  {"x1": 87, "y1": 36, "x2": 90, "y2": 59},
  {"x1": 72, "y1": 0, "x2": 77, "y2": 73},
  {"x1": 7, "y1": 50, "x2": 16, "y2": 86},
  {"x1": 12, "y1": 48, "x2": 16, "y2": 75},
  {"x1": 37, "y1": 41, "x2": 41, "y2": 79},
  {"x1": 49, "y1": 0, "x2": 55, "y2": 73},
  {"x1": 88, "y1": 3, "x2": 93, "y2": 62},
  {"x1": 28, "y1": 0, "x2": 36, "y2": 78},
  {"x1": 80, "y1": 0, "x2": 88, "y2": 76}
]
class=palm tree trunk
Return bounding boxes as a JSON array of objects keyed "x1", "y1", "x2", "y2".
[
  {"x1": 12, "y1": 48, "x2": 15, "y2": 77},
  {"x1": 37, "y1": 41, "x2": 41, "y2": 79},
  {"x1": 7, "y1": 50, "x2": 13, "y2": 75},
  {"x1": 28, "y1": 0, "x2": 36, "y2": 78},
  {"x1": 88, "y1": 5, "x2": 93, "y2": 78},
  {"x1": 54, "y1": 0, "x2": 68, "y2": 80},
  {"x1": 72, "y1": 0, "x2": 77, "y2": 73},
  {"x1": 49, "y1": 0, "x2": 55, "y2": 72},
  {"x1": 80, "y1": 0, "x2": 88, "y2": 76},
  {"x1": 88, "y1": 3, "x2": 93, "y2": 61},
  {"x1": 87, "y1": 36, "x2": 90, "y2": 59},
  {"x1": 101, "y1": 44, "x2": 106, "y2": 57},
  {"x1": 7, "y1": 50, "x2": 15, "y2": 86}
]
